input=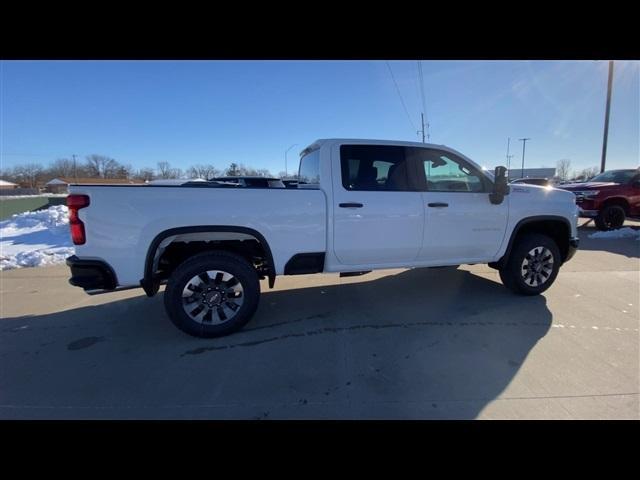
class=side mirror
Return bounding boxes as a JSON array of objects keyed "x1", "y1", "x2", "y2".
[{"x1": 489, "y1": 166, "x2": 509, "y2": 205}]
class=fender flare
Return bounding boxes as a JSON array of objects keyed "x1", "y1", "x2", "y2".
[
  {"x1": 491, "y1": 215, "x2": 573, "y2": 269},
  {"x1": 140, "y1": 225, "x2": 276, "y2": 296}
]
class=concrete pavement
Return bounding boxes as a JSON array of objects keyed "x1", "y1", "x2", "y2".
[{"x1": 1, "y1": 220, "x2": 638, "y2": 419}]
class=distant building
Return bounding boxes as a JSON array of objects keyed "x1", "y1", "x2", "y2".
[
  {"x1": 44, "y1": 177, "x2": 144, "y2": 193},
  {"x1": 507, "y1": 167, "x2": 556, "y2": 181},
  {"x1": 0, "y1": 179, "x2": 19, "y2": 190}
]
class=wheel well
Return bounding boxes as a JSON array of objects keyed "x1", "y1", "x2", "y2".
[
  {"x1": 142, "y1": 227, "x2": 275, "y2": 296},
  {"x1": 158, "y1": 238, "x2": 268, "y2": 281},
  {"x1": 489, "y1": 218, "x2": 572, "y2": 270},
  {"x1": 601, "y1": 197, "x2": 630, "y2": 215},
  {"x1": 513, "y1": 220, "x2": 570, "y2": 262}
]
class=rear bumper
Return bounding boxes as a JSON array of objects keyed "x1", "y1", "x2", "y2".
[
  {"x1": 565, "y1": 237, "x2": 579, "y2": 262},
  {"x1": 66, "y1": 255, "x2": 118, "y2": 291}
]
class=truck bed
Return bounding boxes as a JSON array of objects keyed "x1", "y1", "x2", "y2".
[{"x1": 70, "y1": 184, "x2": 327, "y2": 286}]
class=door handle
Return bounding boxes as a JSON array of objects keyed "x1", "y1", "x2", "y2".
[
  {"x1": 428, "y1": 202, "x2": 449, "y2": 208},
  {"x1": 339, "y1": 202, "x2": 364, "y2": 208}
]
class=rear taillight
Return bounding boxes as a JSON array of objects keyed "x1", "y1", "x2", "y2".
[{"x1": 67, "y1": 194, "x2": 90, "y2": 245}]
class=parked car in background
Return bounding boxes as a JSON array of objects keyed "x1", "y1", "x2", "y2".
[
  {"x1": 210, "y1": 176, "x2": 285, "y2": 188},
  {"x1": 510, "y1": 177, "x2": 555, "y2": 187},
  {"x1": 559, "y1": 168, "x2": 640, "y2": 230}
]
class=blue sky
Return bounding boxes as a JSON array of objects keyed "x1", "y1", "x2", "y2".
[{"x1": 1, "y1": 60, "x2": 638, "y2": 175}]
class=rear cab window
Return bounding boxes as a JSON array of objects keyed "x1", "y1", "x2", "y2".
[{"x1": 298, "y1": 149, "x2": 321, "y2": 188}]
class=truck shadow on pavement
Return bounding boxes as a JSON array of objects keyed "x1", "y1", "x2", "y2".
[{"x1": 1, "y1": 267, "x2": 552, "y2": 419}]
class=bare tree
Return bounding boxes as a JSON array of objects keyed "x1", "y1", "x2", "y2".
[
  {"x1": 278, "y1": 171, "x2": 297, "y2": 180},
  {"x1": 113, "y1": 163, "x2": 133, "y2": 179},
  {"x1": 85, "y1": 155, "x2": 120, "y2": 178},
  {"x1": 556, "y1": 159, "x2": 571, "y2": 181},
  {"x1": 253, "y1": 168, "x2": 273, "y2": 177},
  {"x1": 224, "y1": 163, "x2": 273, "y2": 177},
  {"x1": 49, "y1": 158, "x2": 76, "y2": 178},
  {"x1": 134, "y1": 167, "x2": 156, "y2": 182},
  {"x1": 226, "y1": 163, "x2": 241, "y2": 176},
  {"x1": 157, "y1": 161, "x2": 183, "y2": 179},
  {"x1": 13, "y1": 163, "x2": 44, "y2": 188},
  {"x1": 579, "y1": 166, "x2": 599, "y2": 181},
  {"x1": 187, "y1": 164, "x2": 220, "y2": 180},
  {"x1": 157, "y1": 161, "x2": 172, "y2": 179}
]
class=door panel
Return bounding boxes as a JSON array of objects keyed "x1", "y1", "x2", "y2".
[
  {"x1": 333, "y1": 191, "x2": 424, "y2": 265},
  {"x1": 416, "y1": 149, "x2": 508, "y2": 262},
  {"x1": 331, "y1": 144, "x2": 424, "y2": 266},
  {"x1": 418, "y1": 192, "x2": 508, "y2": 261}
]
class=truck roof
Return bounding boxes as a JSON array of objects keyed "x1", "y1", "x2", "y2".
[
  {"x1": 213, "y1": 176, "x2": 281, "y2": 181},
  {"x1": 302, "y1": 138, "x2": 449, "y2": 156},
  {"x1": 299, "y1": 138, "x2": 486, "y2": 173}
]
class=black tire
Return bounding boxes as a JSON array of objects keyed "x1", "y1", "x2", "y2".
[
  {"x1": 594, "y1": 204, "x2": 626, "y2": 231},
  {"x1": 499, "y1": 233, "x2": 561, "y2": 296},
  {"x1": 163, "y1": 251, "x2": 260, "y2": 338}
]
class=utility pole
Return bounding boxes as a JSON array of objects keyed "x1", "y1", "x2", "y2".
[
  {"x1": 519, "y1": 138, "x2": 530, "y2": 179},
  {"x1": 600, "y1": 60, "x2": 614, "y2": 173},
  {"x1": 72, "y1": 154, "x2": 78, "y2": 182},
  {"x1": 417, "y1": 113, "x2": 430, "y2": 143},
  {"x1": 284, "y1": 144, "x2": 298, "y2": 178},
  {"x1": 506, "y1": 137, "x2": 511, "y2": 169}
]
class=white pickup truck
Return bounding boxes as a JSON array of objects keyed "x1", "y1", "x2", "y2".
[{"x1": 66, "y1": 138, "x2": 579, "y2": 337}]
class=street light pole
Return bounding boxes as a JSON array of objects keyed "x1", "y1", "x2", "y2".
[
  {"x1": 519, "y1": 138, "x2": 530, "y2": 179},
  {"x1": 285, "y1": 144, "x2": 298, "y2": 178},
  {"x1": 600, "y1": 60, "x2": 614, "y2": 173}
]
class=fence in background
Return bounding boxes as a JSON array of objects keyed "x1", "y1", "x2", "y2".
[
  {"x1": 0, "y1": 196, "x2": 67, "y2": 221},
  {"x1": 0, "y1": 188, "x2": 40, "y2": 196}
]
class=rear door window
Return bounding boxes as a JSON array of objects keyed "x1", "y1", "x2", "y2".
[{"x1": 340, "y1": 145, "x2": 416, "y2": 191}]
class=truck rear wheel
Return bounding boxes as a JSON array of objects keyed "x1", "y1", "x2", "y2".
[
  {"x1": 499, "y1": 233, "x2": 561, "y2": 296},
  {"x1": 594, "y1": 204, "x2": 626, "y2": 231},
  {"x1": 163, "y1": 251, "x2": 260, "y2": 338}
]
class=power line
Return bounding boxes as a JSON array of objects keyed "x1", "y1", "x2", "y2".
[{"x1": 385, "y1": 61, "x2": 417, "y2": 133}]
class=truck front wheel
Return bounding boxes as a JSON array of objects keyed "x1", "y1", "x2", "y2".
[
  {"x1": 594, "y1": 204, "x2": 626, "y2": 231},
  {"x1": 499, "y1": 233, "x2": 561, "y2": 295},
  {"x1": 164, "y1": 251, "x2": 260, "y2": 338}
]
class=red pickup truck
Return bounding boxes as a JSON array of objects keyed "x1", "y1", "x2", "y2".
[{"x1": 560, "y1": 169, "x2": 640, "y2": 230}]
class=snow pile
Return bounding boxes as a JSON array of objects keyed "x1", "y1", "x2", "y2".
[
  {"x1": 588, "y1": 227, "x2": 640, "y2": 240},
  {"x1": 0, "y1": 205, "x2": 75, "y2": 271}
]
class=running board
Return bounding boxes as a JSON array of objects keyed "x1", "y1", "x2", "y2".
[
  {"x1": 339, "y1": 271, "x2": 371, "y2": 278},
  {"x1": 85, "y1": 280, "x2": 167, "y2": 296}
]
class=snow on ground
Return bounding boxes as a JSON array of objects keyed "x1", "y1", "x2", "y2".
[
  {"x1": 588, "y1": 227, "x2": 640, "y2": 240},
  {"x1": 0, "y1": 205, "x2": 74, "y2": 271}
]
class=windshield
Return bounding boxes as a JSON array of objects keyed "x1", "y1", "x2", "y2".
[{"x1": 588, "y1": 170, "x2": 637, "y2": 184}]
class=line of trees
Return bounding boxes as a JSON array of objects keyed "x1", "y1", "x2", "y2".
[
  {"x1": 0, "y1": 155, "x2": 287, "y2": 188},
  {"x1": 555, "y1": 159, "x2": 600, "y2": 182}
]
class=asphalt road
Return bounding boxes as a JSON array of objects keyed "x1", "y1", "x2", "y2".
[{"x1": 1, "y1": 220, "x2": 638, "y2": 419}]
